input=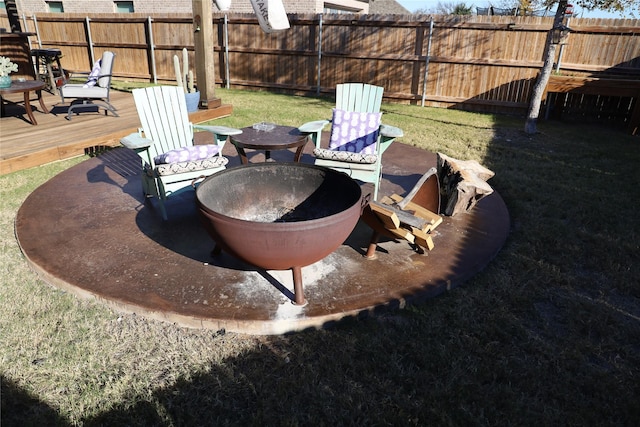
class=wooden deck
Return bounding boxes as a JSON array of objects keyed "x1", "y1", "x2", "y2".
[{"x1": 0, "y1": 88, "x2": 233, "y2": 175}]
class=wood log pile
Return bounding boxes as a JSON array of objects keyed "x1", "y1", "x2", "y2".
[
  {"x1": 369, "y1": 194, "x2": 443, "y2": 252},
  {"x1": 437, "y1": 153, "x2": 495, "y2": 216},
  {"x1": 362, "y1": 154, "x2": 496, "y2": 257},
  {"x1": 363, "y1": 167, "x2": 443, "y2": 256}
]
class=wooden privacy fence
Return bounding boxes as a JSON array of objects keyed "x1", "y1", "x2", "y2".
[{"x1": 4, "y1": 12, "x2": 640, "y2": 119}]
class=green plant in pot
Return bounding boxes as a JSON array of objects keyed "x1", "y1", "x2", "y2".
[
  {"x1": 174, "y1": 48, "x2": 200, "y2": 112},
  {"x1": 0, "y1": 56, "x2": 18, "y2": 88}
]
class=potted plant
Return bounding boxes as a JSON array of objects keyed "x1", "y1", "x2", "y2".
[
  {"x1": 0, "y1": 56, "x2": 18, "y2": 88},
  {"x1": 174, "y1": 48, "x2": 200, "y2": 112}
]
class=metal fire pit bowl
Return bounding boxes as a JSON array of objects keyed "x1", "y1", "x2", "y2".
[{"x1": 196, "y1": 162, "x2": 364, "y2": 305}]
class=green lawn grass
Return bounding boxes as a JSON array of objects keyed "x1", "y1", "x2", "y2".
[{"x1": 1, "y1": 87, "x2": 639, "y2": 426}]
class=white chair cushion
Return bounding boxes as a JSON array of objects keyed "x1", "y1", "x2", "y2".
[
  {"x1": 61, "y1": 84, "x2": 109, "y2": 99},
  {"x1": 154, "y1": 156, "x2": 228, "y2": 176},
  {"x1": 154, "y1": 144, "x2": 221, "y2": 164},
  {"x1": 313, "y1": 147, "x2": 378, "y2": 164}
]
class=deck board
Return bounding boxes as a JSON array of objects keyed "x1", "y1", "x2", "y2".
[{"x1": 0, "y1": 88, "x2": 232, "y2": 175}]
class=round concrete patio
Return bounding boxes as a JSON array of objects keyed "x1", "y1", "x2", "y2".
[{"x1": 15, "y1": 141, "x2": 510, "y2": 335}]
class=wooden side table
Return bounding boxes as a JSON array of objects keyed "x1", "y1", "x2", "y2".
[
  {"x1": 0, "y1": 80, "x2": 48, "y2": 125},
  {"x1": 230, "y1": 124, "x2": 308, "y2": 164}
]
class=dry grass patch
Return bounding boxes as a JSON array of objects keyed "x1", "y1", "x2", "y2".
[{"x1": 1, "y1": 89, "x2": 639, "y2": 426}]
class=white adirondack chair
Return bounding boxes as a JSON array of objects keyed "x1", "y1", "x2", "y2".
[
  {"x1": 298, "y1": 83, "x2": 403, "y2": 200},
  {"x1": 121, "y1": 85, "x2": 241, "y2": 220}
]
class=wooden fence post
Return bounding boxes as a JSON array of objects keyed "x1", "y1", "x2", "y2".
[
  {"x1": 224, "y1": 14, "x2": 230, "y2": 89},
  {"x1": 555, "y1": 16, "x2": 570, "y2": 73},
  {"x1": 316, "y1": 13, "x2": 323, "y2": 95},
  {"x1": 193, "y1": 0, "x2": 221, "y2": 109},
  {"x1": 146, "y1": 16, "x2": 157, "y2": 84},
  {"x1": 84, "y1": 16, "x2": 94, "y2": 68},
  {"x1": 32, "y1": 15, "x2": 41, "y2": 48},
  {"x1": 421, "y1": 17, "x2": 433, "y2": 107}
]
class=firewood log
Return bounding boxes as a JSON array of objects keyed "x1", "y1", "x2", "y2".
[{"x1": 437, "y1": 153, "x2": 495, "y2": 216}]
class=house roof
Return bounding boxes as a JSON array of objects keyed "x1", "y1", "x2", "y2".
[{"x1": 368, "y1": 0, "x2": 411, "y2": 14}]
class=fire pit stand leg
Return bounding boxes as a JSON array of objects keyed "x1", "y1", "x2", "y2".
[
  {"x1": 292, "y1": 266, "x2": 307, "y2": 306},
  {"x1": 365, "y1": 231, "x2": 380, "y2": 259}
]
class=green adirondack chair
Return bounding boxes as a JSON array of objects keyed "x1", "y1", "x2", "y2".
[
  {"x1": 298, "y1": 83, "x2": 403, "y2": 201},
  {"x1": 121, "y1": 85, "x2": 241, "y2": 220}
]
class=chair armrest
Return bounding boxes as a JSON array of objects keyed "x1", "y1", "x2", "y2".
[
  {"x1": 121, "y1": 132, "x2": 152, "y2": 150},
  {"x1": 193, "y1": 125, "x2": 242, "y2": 152},
  {"x1": 299, "y1": 120, "x2": 330, "y2": 149},
  {"x1": 378, "y1": 124, "x2": 403, "y2": 157},
  {"x1": 66, "y1": 72, "x2": 113, "y2": 81},
  {"x1": 193, "y1": 124, "x2": 243, "y2": 136},
  {"x1": 298, "y1": 120, "x2": 330, "y2": 134},
  {"x1": 62, "y1": 72, "x2": 114, "y2": 88},
  {"x1": 380, "y1": 124, "x2": 404, "y2": 139},
  {"x1": 69, "y1": 72, "x2": 114, "y2": 77}
]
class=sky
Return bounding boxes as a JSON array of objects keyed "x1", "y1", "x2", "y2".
[{"x1": 396, "y1": 0, "x2": 638, "y2": 18}]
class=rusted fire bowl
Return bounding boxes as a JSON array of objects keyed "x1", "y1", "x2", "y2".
[{"x1": 196, "y1": 163, "x2": 363, "y2": 305}]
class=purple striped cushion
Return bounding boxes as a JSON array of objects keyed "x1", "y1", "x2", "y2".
[
  {"x1": 154, "y1": 144, "x2": 221, "y2": 164},
  {"x1": 329, "y1": 108, "x2": 382, "y2": 155}
]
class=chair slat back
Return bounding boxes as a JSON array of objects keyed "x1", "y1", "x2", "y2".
[
  {"x1": 336, "y1": 83, "x2": 383, "y2": 113},
  {"x1": 132, "y1": 86, "x2": 193, "y2": 162}
]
